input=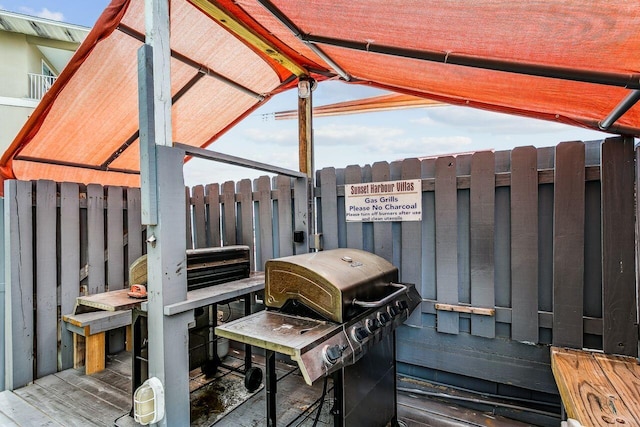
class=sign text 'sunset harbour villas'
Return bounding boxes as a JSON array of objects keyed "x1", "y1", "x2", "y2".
[{"x1": 345, "y1": 179, "x2": 422, "y2": 222}]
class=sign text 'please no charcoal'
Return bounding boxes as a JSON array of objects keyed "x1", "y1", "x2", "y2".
[{"x1": 345, "y1": 179, "x2": 422, "y2": 222}]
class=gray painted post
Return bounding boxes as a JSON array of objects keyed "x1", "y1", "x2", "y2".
[
  {"x1": 140, "y1": 1, "x2": 191, "y2": 423},
  {"x1": 145, "y1": 147, "x2": 192, "y2": 426}
]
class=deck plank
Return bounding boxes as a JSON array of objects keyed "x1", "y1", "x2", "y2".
[
  {"x1": 33, "y1": 374, "x2": 126, "y2": 425},
  {"x1": 0, "y1": 390, "x2": 60, "y2": 426},
  {"x1": 55, "y1": 369, "x2": 131, "y2": 411},
  {"x1": 14, "y1": 382, "x2": 104, "y2": 426}
]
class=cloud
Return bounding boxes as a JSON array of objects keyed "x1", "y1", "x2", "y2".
[
  {"x1": 19, "y1": 6, "x2": 64, "y2": 21},
  {"x1": 373, "y1": 135, "x2": 473, "y2": 157},
  {"x1": 242, "y1": 127, "x2": 297, "y2": 145},
  {"x1": 414, "y1": 107, "x2": 567, "y2": 135},
  {"x1": 315, "y1": 124, "x2": 405, "y2": 146}
]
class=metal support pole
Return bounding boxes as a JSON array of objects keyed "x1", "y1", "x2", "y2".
[
  {"x1": 243, "y1": 295, "x2": 252, "y2": 371},
  {"x1": 332, "y1": 369, "x2": 344, "y2": 427},
  {"x1": 599, "y1": 90, "x2": 640, "y2": 131},
  {"x1": 266, "y1": 350, "x2": 277, "y2": 426}
]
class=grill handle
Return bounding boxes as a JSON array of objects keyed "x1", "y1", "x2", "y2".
[{"x1": 352, "y1": 283, "x2": 407, "y2": 308}]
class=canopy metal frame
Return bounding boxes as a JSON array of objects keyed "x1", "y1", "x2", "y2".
[{"x1": 256, "y1": 0, "x2": 640, "y2": 130}]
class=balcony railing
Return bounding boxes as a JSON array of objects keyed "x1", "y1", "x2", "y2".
[{"x1": 28, "y1": 73, "x2": 57, "y2": 100}]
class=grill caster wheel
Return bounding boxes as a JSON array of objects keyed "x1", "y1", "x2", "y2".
[{"x1": 244, "y1": 367, "x2": 263, "y2": 392}]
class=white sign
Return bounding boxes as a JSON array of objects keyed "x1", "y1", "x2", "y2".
[{"x1": 345, "y1": 179, "x2": 422, "y2": 222}]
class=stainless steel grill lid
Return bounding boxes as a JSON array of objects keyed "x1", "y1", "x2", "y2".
[{"x1": 265, "y1": 248, "x2": 399, "y2": 323}]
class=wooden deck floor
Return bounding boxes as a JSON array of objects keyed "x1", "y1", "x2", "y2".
[{"x1": 0, "y1": 350, "x2": 534, "y2": 426}]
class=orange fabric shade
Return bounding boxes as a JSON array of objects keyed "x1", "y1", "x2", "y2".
[
  {"x1": 273, "y1": 94, "x2": 444, "y2": 120},
  {"x1": 2, "y1": 0, "x2": 639, "y2": 192}
]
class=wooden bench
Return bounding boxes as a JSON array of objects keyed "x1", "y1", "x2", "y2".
[
  {"x1": 551, "y1": 346, "x2": 640, "y2": 426},
  {"x1": 63, "y1": 310, "x2": 133, "y2": 374}
]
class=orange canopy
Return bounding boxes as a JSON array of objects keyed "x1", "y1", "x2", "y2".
[{"x1": 2, "y1": 0, "x2": 639, "y2": 189}]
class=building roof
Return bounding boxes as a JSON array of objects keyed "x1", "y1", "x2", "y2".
[
  {"x1": 0, "y1": 10, "x2": 89, "y2": 44},
  {"x1": 1, "y1": 0, "x2": 639, "y2": 189}
]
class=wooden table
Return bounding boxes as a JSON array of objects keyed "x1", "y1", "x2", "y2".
[
  {"x1": 551, "y1": 346, "x2": 640, "y2": 426},
  {"x1": 68, "y1": 273, "x2": 265, "y2": 375},
  {"x1": 75, "y1": 289, "x2": 145, "y2": 313}
]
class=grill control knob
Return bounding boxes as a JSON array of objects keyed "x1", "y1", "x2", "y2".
[
  {"x1": 365, "y1": 318, "x2": 381, "y2": 333},
  {"x1": 323, "y1": 345, "x2": 344, "y2": 365},
  {"x1": 378, "y1": 312, "x2": 391, "y2": 325},
  {"x1": 387, "y1": 305, "x2": 400, "y2": 317},
  {"x1": 353, "y1": 326, "x2": 369, "y2": 342},
  {"x1": 396, "y1": 300, "x2": 409, "y2": 311}
]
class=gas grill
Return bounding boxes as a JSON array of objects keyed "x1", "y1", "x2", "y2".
[{"x1": 216, "y1": 248, "x2": 420, "y2": 426}]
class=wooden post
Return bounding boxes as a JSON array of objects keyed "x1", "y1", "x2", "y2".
[
  {"x1": 297, "y1": 78, "x2": 314, "y2": 252},
  {"x1": 140, "y1": 1, "x2": 191, "y2": 425}
]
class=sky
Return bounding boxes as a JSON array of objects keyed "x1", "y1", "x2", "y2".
[{"x1": 0, "y1": 1, "x2": 616, "y2": 187}]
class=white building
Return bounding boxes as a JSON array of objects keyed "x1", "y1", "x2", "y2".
[{"x1": 0, "y1": 10, "x2": 89, "y2": 152}]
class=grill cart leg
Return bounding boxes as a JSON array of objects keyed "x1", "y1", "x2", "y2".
[{"x1": 266, "y1": 350, "x2": 277, "y2": 426}]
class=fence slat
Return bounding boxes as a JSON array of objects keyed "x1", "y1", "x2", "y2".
[
  {"x1": 469, "y1": 152, "x2": 495, "y2": 338},
  {"x1": 320, "y1": 168, "x2": 339, "y2": 250},
  {"x1": 60, "y1": 183, "x2": 80, "y2": 370},
  {"x1": 192, "y1": 185, "x2": 207, "y2": 249},
  {"x1": 106, "y1": 186, "x2": 125, "y2": 352},
  {"x1": 401, "y1": 159, "x2": 422, "y2": 326},
  {"x1": 35, "y1": 180, "x2": 57, "y2": 377},
  {"x1": 222, "y1": 181, "x2": 236, "y2": 246},
  {"x1": 275, "y1": 176, "x2": 293, "y2": 257},
  {"x1": 510, "y1": 146, "x2": 539, "y2": 343},
  {"x1": 107, "y1": 186, "x2": 124, "y2": 290},
  {"x1": 185, "y1": 187, "x2": 193, "y2": 249},
  {"x1": 254, "y1": 176, "x2": 273, "y2": 268},
  {"x1": 127, "y1": 188, "x2": 143, "y2": 272},
  {"x1": 87, "y1": 184, "x2": 105, "y2": 295},
  {"x1": 293, "y1": 177, "x2": 309, "y2": 255},
  {"x1": 345, "y1": 165, "x2": 364, "y2": 250},
  {"x1": 435, "y1": 156, "x2": 459, "y2": 334},
  {"x1": 205, "y1": 184, "x2": 221, "y2": 247},
  {"x1": 372, "y1": 162, "x2": 392, "y2": 262},
  {"x1": 552, "y1": 141, "x2": 585, "y2": 348},
  {"x1": 6, "y1": 180, "x2": 34, "y2": 389},
  {"x1": 601, "y1": 137, "x2": 636, "y2": 356},
  {"x1": 236, "y1": 179, "x2": 255, "y2": 271},
  {"x1": 421, "y1": 159, "x2": 437, "y2": 302}
]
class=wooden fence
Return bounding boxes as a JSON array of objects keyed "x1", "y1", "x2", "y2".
[{"x1": 2, "y1": 137, "x2": 637, "y2": 398}]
